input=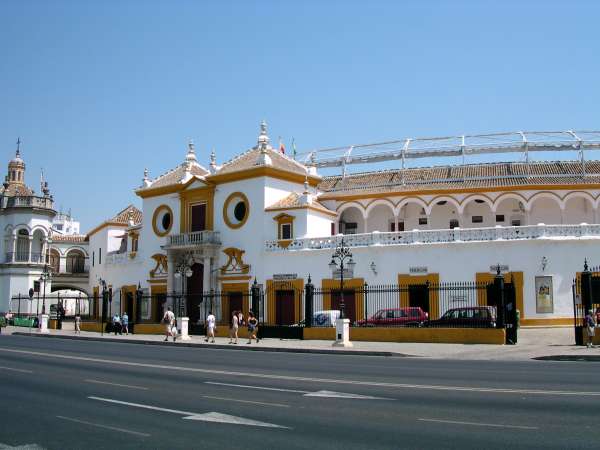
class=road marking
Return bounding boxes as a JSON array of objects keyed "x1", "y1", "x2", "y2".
[
  {"x1": 418, "y1": 418, "x2": 538, "y2": 430},
  {"x1": 56, "y1": 415, "x2": 150, "y2": 437},
  {"x1": 88, "y1": 396, "x2": 289, "y2": 429},
  {"x1": 84, "y1": 379, "x2": 149, "y2": 390},
  {"x1": 0, "y1": 366, "x2": 33, "y2": 374},
  {"x1": 205, "y1": 381, "x2": 307, "y2": 393},
  {"x1": 206, "y1": 382, "x2": 391, "y2": 400},
  {"x1": 202, "y1": 395, "x2": 290, "y2": 408},
  {"x1": 3, "y1": 348, "x2": 600, "y2": 397}
]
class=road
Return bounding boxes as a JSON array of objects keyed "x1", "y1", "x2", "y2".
[{"x1": 0, "y1": 335, "x2": 599, "y2": 449}]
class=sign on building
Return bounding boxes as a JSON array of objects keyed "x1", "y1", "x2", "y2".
[
  {"x1": 409, "y1": 266, "x2": 428, "y2": 274},
  {"x1": 273, "y1": 273, "x2": 298, "y2": 281},
  {"x1": 489, "y1": 265, "x2": 509, "y2": 273}
]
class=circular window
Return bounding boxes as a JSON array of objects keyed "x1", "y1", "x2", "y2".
[
  {"x1": 152, "y1": 205, "x2": 173, "y2": 237},
  {"x1": 223, "y1": 192, "x2": 249, "y2": 229}
]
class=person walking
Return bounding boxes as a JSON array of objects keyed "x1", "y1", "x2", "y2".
[
  {"x1": 205, "y1": 311, "x2": 216, "y2": 343},
  {"x1": 112, "y1": 313, "x2": 122, "y2": 335},
  {"x1": 122, "y1": 312, "x2": 129, "y2": 335},
  {"x1": 237, "y1": 310, "x2": 244, "y2": 328},
  {"x1": 229, "y1": 310, "x2": 239, "y2": 344},
  {"x1": 163, "y1": 307, "x2": 175, "y2": 342},
  {"x1": 74, "y1": 313, "x2": 81, "y2": 334},
  {"x1": 585, "y1": 309, "x2": 596, "y2": 348},
  {"x1": 247, "y1": 311, "x2": 259, "y2": 344}
]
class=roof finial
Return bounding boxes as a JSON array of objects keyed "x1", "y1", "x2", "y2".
[
  {"x1": 257, "y1": 120, "x2": 270, "y2": 151},
  {"x1": 185, "y1": 139, "x2": 197, "y2": 163},
  {"x1": 303, "y1": 174, "x2": 309, "y2": 194},
  {"x1": 209, "y1": 147, "x2": 218, "y2": 174},
  {"x1": 16, "y1": 137, "x2": 21, "y2": 158}
]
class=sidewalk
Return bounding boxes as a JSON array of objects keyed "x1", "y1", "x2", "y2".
[{"x1": 4, "y1": 326, "x2": 600, "y2": 361}]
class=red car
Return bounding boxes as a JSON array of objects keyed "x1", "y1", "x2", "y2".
[{"x1": 355, "y1": 307, "x2": 428, "y2": 327}]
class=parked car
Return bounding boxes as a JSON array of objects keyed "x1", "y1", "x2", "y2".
[
  {"x1": 355, "y1": 307, "x2": 428, "y2": 327},
  {"x1": 427, "y1": 306, "x2": 497, "y2": 328},
  {"x1": 293, "y1": 310, "x2": 341, "y2": 327}
]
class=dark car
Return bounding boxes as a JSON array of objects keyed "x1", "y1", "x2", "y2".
[
  {"x1": 355, "y1": 307, "x2": 428, "y2": 327},
  {"x1": 427, "y1": 306, "x2": 497, "y2": 328}
]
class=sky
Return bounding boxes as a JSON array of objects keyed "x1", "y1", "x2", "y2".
[{"x1": 1, "y1": 0, "x2": 599, "y2": 231}]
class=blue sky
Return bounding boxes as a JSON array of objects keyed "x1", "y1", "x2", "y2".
[{"x1": 1, "y1": 0, "x2": 599, "y2": 230}]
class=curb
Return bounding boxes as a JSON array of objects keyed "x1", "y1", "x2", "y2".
[
  {"x1": 10, "y1": 332, "x2": 405, "y2": 357},
  {"x1": 533, "y1": 355, "x2": 600, "y2": 362}
]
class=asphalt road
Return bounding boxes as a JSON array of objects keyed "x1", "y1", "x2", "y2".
[{"x1": 1, "y1": 335, "x2": 600, "y2": 449}]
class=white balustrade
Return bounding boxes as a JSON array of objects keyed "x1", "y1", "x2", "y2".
[
  {"x1": 264, "y1": 224, "x2": 600, "y2": 252},
  {"x1": 167, "y1": 230, "x2": 221, "y2": 247}
]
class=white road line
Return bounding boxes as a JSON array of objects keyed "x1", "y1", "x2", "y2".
[
  {"x1": 0, "y1": 366, "x2": 33, "y2": 374},
  {"x1": 202, "y1": 395, "x2": 290, "y2": 408},
  {"x1": 56, "y1": 415, "x2": 150, "y2": 437},
  {"x1": 205, "y1": 381, "x2": 308, "y2": 393},
  {"x1": 87, "y1": 396, "x2": 289, "y2": 429},
  {"x1": 3, "y1": 348, "x2": 600, "y2": 397},
  {"x1": 84, "y1": 379, "x2": 148, "y2": 390},
  {"x1": 418, "y1": 418, "x2": 539, "y2": 430}
]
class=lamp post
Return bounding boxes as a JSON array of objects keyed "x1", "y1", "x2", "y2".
[
  {"x1": 174, "y1": 261, "x2": 193, "y2": 318},
  {"x1": 328, "y1": 237, "x2": 356, "y2": 320},
  {"x1": 99, "y1": 278, "x2": 107, "y2": 336},
  {"x1": 39, "y1": 264, "x2": 52, "y2": 315}
]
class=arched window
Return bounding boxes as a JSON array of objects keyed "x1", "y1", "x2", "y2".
[
  {"x1": 49, "y1": 249, "x2": 60, "y2": 273},
  {"x1": 66, "y1": 250, "x2": 86, "y2": 274},
  {"x1": 16, "y1": 229, "x2": 29, "y2": 262}
]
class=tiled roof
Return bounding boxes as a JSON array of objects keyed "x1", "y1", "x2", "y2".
[
  {"x1": 0, "y1": 183, "x2": 34, "y2": 197},
  {"x1": 51, "y1": 234, "x2": 88, "y2": 243},
  {"x1": 265, "y1": 192, "x2": 334, "y2": 215},
  {"x1": 215, "y1": 147, "x2": 312, "y2": 177},
  {"x1": 110, "y1": 205, "x2": 143, "y2": 225},
  {"x1": 143, "y1": 163, "x2": 209, "y2": 190},
  {"x1": 318, "y1": 161, "x2": 600, "y2": 196}
]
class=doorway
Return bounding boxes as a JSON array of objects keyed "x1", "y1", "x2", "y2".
[
  {"x1": 331, "y1": 290, "x2": 356, "y2": 323},
  {"x1": 275, "y1": 290, "x2": 295, "y2": 325},
  {"x1": 186, "y1": 263, "x2": 204, "y2": 324},
  {"x1": 409, "y1": 284, "x2": 429, "y2": 314}
]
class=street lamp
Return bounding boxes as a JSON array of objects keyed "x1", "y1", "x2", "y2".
[
  {"x1": 98, "y1": 277, "x2": 107, "y2": 336},
  {"x1": 39, "y1": 264, "x2": 52, "y2": 315},
  {"x1": 174, "y1": 261, "x2": 193, "y2": 318},
  {"x1": 328, "y1": 237, "x2": 356, "y2": 320}
]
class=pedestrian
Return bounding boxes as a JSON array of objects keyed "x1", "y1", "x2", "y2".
[
  {"x1": 122, "y1": 312, "x2": 129, "y2": 335},
  {"x1": 57, "y1": 302, "x2": 65, "y2": 330},
  {"x1": 163, "y1": 307, "x2": 175, "y2": 342},
  {"x1": 112, "y1": 313, "x2": 122, "y2": 335},
  {"x1": 229, "y1": 310, "x2": 239, "y2": 344},
  {"x1": 74, "y1": 313, "x2": 81, "y2": 334},
  {"x1": 205, "y1": 311, "x2": 216, "y2": 343},
  {"x1": 247, "y1": 311, "x2": 259, "y2": 344},
  {"x1": 237, "y1": 310, "x2": 244, "y2": 328},
  {"x1": 585, "y1": 309, "x2": 596, "y2": 348}
]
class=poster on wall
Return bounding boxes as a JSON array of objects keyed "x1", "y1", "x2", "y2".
[{"x1": 535, "y1": 276, "x2": 554, "y2": 313}]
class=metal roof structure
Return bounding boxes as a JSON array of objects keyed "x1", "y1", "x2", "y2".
[{"x1": 297, "y1": 131, "x2": 600, "y2": 175}]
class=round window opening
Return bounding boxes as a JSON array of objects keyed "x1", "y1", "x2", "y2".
[
  {"x1": 223, "y1": 192, "x2": 249, "y2": 229},
  {"x1": 234, "y1": 202, "x2": 246, "y2": 222},
  {"x1": 153, "y1": 205, "x2": 173, "y2": 237},
  {"x1": 161, "y1": 212, "x2": 171, "y2": 230}
]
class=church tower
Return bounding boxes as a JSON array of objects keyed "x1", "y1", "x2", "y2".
[{"x1": 6, "y1": 138, "x2": 25, "y2": 185}]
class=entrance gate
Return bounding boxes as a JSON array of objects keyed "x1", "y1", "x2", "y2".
[{"x1": 259, "y1": 281, "x2": 304, "y2": 339}]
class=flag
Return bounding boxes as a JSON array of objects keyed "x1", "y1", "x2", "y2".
[{"x1": 278, "y1": 136, "x2": 285, "y2": 154}]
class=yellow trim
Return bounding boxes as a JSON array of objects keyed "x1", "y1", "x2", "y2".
[
  {"x1": 266, "y1": 205, "x2": 338, "y2": 217},
  {"x1": 217, "y1": 275, "x2": 253, "y2": 281},
  {"x1": 475, "y1": 272, "x2": 524, "y2": 319},
  {"x1": 207, "y1": 166, "x2": 321, "y2": 187},
  {"x1": 223, "y1": 192, "x2": 250, "y2": 229},
  {"x1": 87, "y1": 221, "x2": 127, "y2": 238},
  {"x1": 265, "y1": 278, "x2": 304, "y2": 324},
  {"x1": 147, "y1": 279, "x2": 167, "y2": 284},
  {"x1": 321, "y1": 183, "x2": 600, "y2": 202},
  {"x1": 273, "y1": 213, "x2": 295, "y2": 240},
  {"x1": 397, "y1": 274, "x2": 440, "y2": 319},
  {"x1": 136, "y1": 184, "x2": 185, "y2": 199},
  {"x1": 179, "y1": 186, "x2": 215, "y2": 233},
  {"x1": 134, "y1": 323, "x2": 166, "y2": 334},
  {"x1": 220, "y1": 282, "x2": 250, "y2": 324},
  {"x1": 151, "y1": 284, "x2": 167, "y2": 323},
  {"x1": 520, "y1": 318, "x2": 572, "y2": 327},
  {"x1": 321, "y1": 278, "x2": 365, "y2": 321},
  {"x1": 152, "y1": 204, "x2": 174, "y2": 237}
]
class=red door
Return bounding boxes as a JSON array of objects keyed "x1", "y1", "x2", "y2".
[
  {"x1": 275, "y1": 290, "x2": 295, "y2": 325},
  {"x1": 186, "y1": 263, "x2": 203, "y2": 323},
  {"x1": 228, "y1": 292, "x2": 243, "y2": 323},
  {"x1": 191, "y1": 204, "x2": 206, "y2": 232},
  {"x1": 331, "y1": 290, "x2": 356, "y2": 323}
]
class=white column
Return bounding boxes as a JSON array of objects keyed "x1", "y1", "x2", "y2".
[
  {"x1": 28, "y1": 236, "x2": 33, "y2": 263},
  {"x1": 203, "y1": 256, "x2": 211, "y2": 291},
  {"x1": 11, "y1": 235, "x2": 16, "y2": 262},
  {"x1": 560, "y1": 208, "x2": 565, "y2": 225}
]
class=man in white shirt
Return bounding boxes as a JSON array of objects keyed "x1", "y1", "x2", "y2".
[
  {"x1": 205, "y1": 311, "x2": 216, "y2": 343},
  {"x1": 163, "y1": 307, "x2": 175, "y2": 342}
]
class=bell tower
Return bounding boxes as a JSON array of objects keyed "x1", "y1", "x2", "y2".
[{"x1": 7, "y1": 138, "x2": 25, "y2": 185}]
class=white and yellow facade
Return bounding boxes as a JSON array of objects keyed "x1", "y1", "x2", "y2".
[{"x1": 87, "y1": 123, "x2": 600, "y2": 327}]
